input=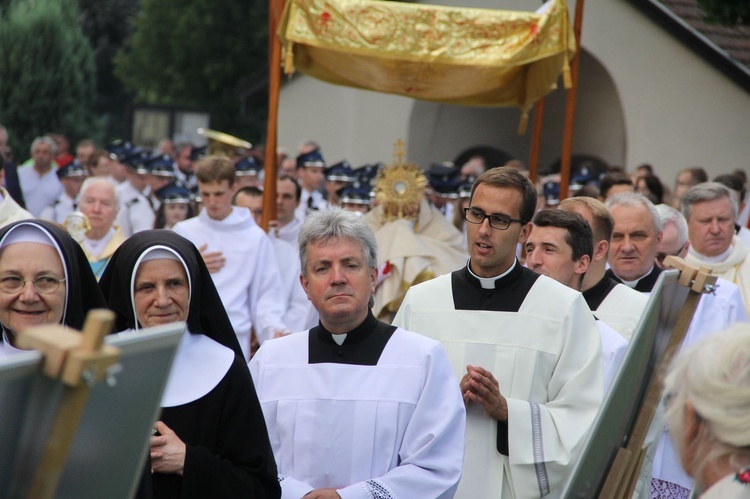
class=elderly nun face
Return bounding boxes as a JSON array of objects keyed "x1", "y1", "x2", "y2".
[
  {"x1": 133, "y1": 251, "x2": 190, "y2": 328},
  {"x1": 0, "y1": 234, "x2": 66, "y2": 335}
]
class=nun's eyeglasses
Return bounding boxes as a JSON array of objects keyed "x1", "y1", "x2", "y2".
[{"x1": 0, "y1": 274, "x2": 66, "y2": 294}]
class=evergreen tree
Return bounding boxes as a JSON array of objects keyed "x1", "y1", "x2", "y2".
[
  {"x1": 0, "y1": 0, "x2": 101, "y2": 160},
  {"x1": 115, "y1": 0, "x2": 269, "y2": 142}
]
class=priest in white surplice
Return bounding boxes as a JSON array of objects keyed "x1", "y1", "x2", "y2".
[
  {"x1": 250, "y1": 208, "x2": 465, "y2": 499},
  {"x1": 393, "y1": 168, "x2": 603, "y2": 499}
]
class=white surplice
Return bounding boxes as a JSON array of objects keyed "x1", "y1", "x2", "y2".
[
  {"x1": 595, "y1": 283, "x2": 649, "y2": 340},
  {"x1": 393, "y1": 272, "x2": 603, "y2": 499},
  {"x1": 249, "y1": 328, "x2": 466, "y2": 499}
]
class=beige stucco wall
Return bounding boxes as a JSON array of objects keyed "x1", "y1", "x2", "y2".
[{"x1": 277, "y1": 0, "x2": 750, "y2": 182}]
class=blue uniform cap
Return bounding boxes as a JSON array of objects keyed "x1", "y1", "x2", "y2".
[
  {"x1": 155, "y1": 183, "x2": 192, "y2": 204},
  {"x1": 325, "y1": 161, "x2": 356, "y2": 182},
  {"x1": 427, "y1": 163, "x2": 461, "y2": 198},
  {"x1": 235, "y1": 156, "x2": 261, "y2": 176},
  {"x1": 146, "y1": 154, "x2": 177, "y2": 178},
  {"x1": 296, "y1": 150, "x2": 326, "y2": 169},
  {"x1": 340, "y1": 187, "x2": 372, "y2": 206},
  {"x1": 56, "y1": 160, "x2": 88, "y2": 180}
]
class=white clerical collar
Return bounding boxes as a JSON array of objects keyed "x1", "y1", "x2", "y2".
[
  {"x1": 332, "y1": 333, "x2": 347, "y2": 345},
  {"x1": 688, "y1": 244, "x2": 733, "y2": 264},
  {"x1": 160, "y1": 329, "x2": 234, "y2": 407},
  {"x1": 468, "y1": 259, "x2": 517, "y2": 289},
  {"x1": 618, "y1": 265, "x2": 654, "y2": 288}
]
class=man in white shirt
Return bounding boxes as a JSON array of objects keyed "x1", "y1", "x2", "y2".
[
  {"x1": 233, "y1": 186, "x2": 318, "y2": 333},
  {"x1": 40, "y1": 160, "x2": 87, "y2": 224},
  {"x1": 174, "y1": 155, "x2": 288, "y2": 360},
  {"x1": 17, "y1": 136, "x2": 63, "y2": 217},
  {"x1": 114, "y1": 147, "x2": 155, "y2": 236},
  {"x1": 294, "y1": 150, "x2": 328, "y2": 220},
  {"x1": 271, "y1": 175, "x2": 304, "y2": 246},
  {"x1": 250, "y1": 208, "x2": 465, "y2": 499}
]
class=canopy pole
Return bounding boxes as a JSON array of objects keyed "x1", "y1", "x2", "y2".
[
  {"x1": 262, "y1": 0, "x2": 286, "y2": 231},
  {"x1": 559, "y1": 0, "x2": 585, "y2": 201},
  {"x1": 528, "y1": 98, "x2": 546, "y2": 184}
]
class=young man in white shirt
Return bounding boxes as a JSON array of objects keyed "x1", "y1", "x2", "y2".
[{"x1": 173, "y1": 155, "x2": 288, "y2": 360}]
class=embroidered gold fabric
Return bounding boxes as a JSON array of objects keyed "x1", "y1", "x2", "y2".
[{"x1": 279, "y1": 0, "x2": 575, "y2": 110}]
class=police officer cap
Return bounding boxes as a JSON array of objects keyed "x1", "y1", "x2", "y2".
[
  {"x1": 340, "y1": 187, "x2": 371, "y2": 206},
  {"x1": 235, "y1": 156, "x2": 261, "y2": 176},
  {"x1": 296, "y1": 150, "x2": 326, "y2": 169},
  {"x1": 457, "y1": 178, "x2": 475, "y2": 199},
  {"x1": 123, "y1": 149, "x2": 150, "y2": 173},
  {"x1": 427, "y1": 162, "x2": 461, "y2": 197},
  {"x1": 353, "y1": 162, "x2": 384, "y2": 190},
  {"x1": 156, "y1": 183, "x2": 192, "y2": 204},
  {"x1": 570, "y1": 162, "x2": 601, "y2": 191},
  {"x1": 107, "y1": 140, "x2": 134, "y2": 162},
  {"x1": 190, "y1": 146, "x2": 207, "y2": 162},
  {"x1": 146, "y1": 154, "x2": 177, "y2": 178},
  {"x1": 543, "y1": 181, "x2": 560, "y2": 206},
  {"x1": 325, "y1": 161, "x2": 356, "y2": 182},
  {"x1": 56, "y1": 160, "x2": 88, "y2": 180}
]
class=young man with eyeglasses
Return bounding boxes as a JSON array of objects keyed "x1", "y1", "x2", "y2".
[{"x1": 394, "y1": 167, "x2": 603, "y2": 499}]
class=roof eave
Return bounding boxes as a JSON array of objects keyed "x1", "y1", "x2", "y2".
[{"x1": 628, "y1": 0, "x2": 750, "y2": 94}]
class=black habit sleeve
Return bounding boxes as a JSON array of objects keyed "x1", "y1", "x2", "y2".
[{"x1": 154, "y1": 355, "x2": 280, "y2": 499}]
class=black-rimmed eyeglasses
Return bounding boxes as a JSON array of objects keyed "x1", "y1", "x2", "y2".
[
  {"x1": 0, "y1": 275, "x2": 66, "y2": 294},
  {"x1": 464, "y1": 207, "x2": 526, "y2": 231}
]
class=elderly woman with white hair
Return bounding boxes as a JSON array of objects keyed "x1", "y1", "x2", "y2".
[
  {"x1": 77, "y1": 176, "x2": 126, "y2": 280},
  {"x1": 664, "y1": 323, "x2": 750, "y2": 498}
]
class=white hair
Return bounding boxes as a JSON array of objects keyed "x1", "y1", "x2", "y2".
[
  {"x1": 78, "y1": 176, "x2": 120, "y2": 207},
  {"x1": 655, "y1": 203, "x2": 688, "y2": 247},
  {"x1": 605, "y1": 192, "x2": 663, "y2": 234},
  {"x1": 664, "y1": 323, "x2": 750, "y2": 489}
]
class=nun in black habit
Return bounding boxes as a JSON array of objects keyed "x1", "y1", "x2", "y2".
[
  {"x1": 0, "y1": 219, "x2": 106, "y2": 357},
  {"x1": 99, "y1": 230, "x2": 280, "y2": 499}
]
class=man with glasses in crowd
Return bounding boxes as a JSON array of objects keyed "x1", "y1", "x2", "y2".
[{"x1": 394, "y1": 167, "x2": 603, "y2": 498}]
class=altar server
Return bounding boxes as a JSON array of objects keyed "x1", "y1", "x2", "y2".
[
  {"x1": 250, "y1": 208, "x2": 465, "y2": 499},
  {"x1": 394, "y1": 167, "x2": 603, "y2": 498}
]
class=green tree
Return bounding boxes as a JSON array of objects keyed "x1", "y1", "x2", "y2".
[
  {"x1": 0, "y1": 0, "x2": 101, "y2": 159},
  {"x1": 78, "y1": 0, "x2": 141, "y2": 141},
  {"x1": 115, "y1": 0, "x2": 269, "y2": 141},
  {"x1": 698, "y1": 0, "x2": 750, "y2": 26}
]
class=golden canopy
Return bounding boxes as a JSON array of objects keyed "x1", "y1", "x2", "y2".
[{"x1": 279, "y1": 0, "x2": 575, "y2": 113}]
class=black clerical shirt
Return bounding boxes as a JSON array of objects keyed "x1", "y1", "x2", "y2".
[
  {"x1": 606, "y1": 265, "x2": 662, "y2": 293},
  {"x1": 451, "y1": 262, "x2": 541, "y2": 456},
  {"x1": 308, "y1": 311, "x2": 396, "y2": 366}
]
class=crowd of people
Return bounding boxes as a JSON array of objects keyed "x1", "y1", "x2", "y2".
[{"x1": 0, "y1": 123, "x2": 749, "y2": 499}]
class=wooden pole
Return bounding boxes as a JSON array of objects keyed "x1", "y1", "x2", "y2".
[
  {"x1": 528, "y1": 98, "x2": 546, "y2": 184},
  {"x1": 559, "y1": 0, "x2": 585, "y2": 201},
  {"x1": 262, "y1": 0, "x2": 286, "y2": 231}
]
